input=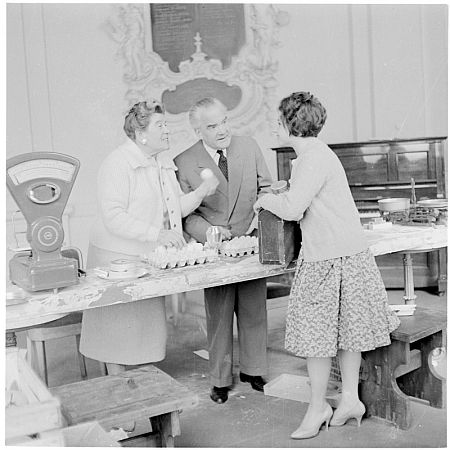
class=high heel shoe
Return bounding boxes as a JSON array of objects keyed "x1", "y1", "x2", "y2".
[
  {"x1": 290, "y1": 403, "x2": 333, "y2": 440},
  {"x1": 330, "y1": 400, "x2": 366, "y2": 427}
]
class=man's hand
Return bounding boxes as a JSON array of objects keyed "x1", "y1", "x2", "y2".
[
  {"x1": 244, "y1": 215, "x2": 258, "y2": 235},
  {"x1": 157, "y1": 230, "x2": 186, "y2": 249},
  {"x1": 217, "y1": 226, "x2": 232, "y2": 240}
]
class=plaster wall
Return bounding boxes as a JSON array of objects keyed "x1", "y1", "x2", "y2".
[{"x1": 6, "y1": 3, "x2": 448, "y2": 258}]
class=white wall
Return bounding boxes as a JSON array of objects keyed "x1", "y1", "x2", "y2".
[
  {"x1": 274, "y1": 4, "x2": 448, "y2": 141},
  {"x1": 7, "y1": 4, "x2": 125, "y2": 257},
  {"x1": 6, "y1": 3, "x2": 448, "y2": 259}
]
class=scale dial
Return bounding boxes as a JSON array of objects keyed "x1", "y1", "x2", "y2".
[
  {"x1": 30, "y1": 217, "x2": 64, "y2": 252},
  {"x1": 7, "y1": 158, "x2": 77, "y2": 186}
]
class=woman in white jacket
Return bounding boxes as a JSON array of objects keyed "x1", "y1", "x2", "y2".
[{"x1": 80, "y1": 100, "x2": 218, "y2": 375}]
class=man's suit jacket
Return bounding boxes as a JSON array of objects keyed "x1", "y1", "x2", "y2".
[{"x1": 175, "y1": 136, "x2": 272, "y2": 243}]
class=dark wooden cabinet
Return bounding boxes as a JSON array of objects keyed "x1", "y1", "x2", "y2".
[{"x1": 273, "y1": 137, "x2": 447, "y2": 291}]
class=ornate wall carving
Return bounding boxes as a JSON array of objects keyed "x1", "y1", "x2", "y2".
[{"x1": 104, "y1": 3, "x2": 289, "y2": 152}]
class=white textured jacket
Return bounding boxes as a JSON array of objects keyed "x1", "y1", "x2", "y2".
[
  {"x1": 89, "y1": 138, "x2": 202, "y2": 256},
  {"x1": 257, "y1": 137, "x2": 368, "y2": 262}
]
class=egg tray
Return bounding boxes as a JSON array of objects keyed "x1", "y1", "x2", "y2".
[
  {"x1": 146, "y1": 253, "x2": 218, "y2": 270},
  {"x1": 219, "y1": 246, "x2": 259, "y2": 258}
]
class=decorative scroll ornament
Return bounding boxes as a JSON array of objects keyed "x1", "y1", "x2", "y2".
[{"x1": 104, "y1": 4, "x2": 289, "y2": 153}]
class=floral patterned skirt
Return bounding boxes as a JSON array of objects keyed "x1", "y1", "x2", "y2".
[{"x1": 285, "y1": 248, "x2": 400, "y2": 358}]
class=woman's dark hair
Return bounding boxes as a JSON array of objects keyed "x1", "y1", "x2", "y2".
[
  {"x1": 123, "y1": 100, "x2": 164, "y2": 140},
  {"x1": 278, "y1": 92, "x2": 327, "y2": 137}
]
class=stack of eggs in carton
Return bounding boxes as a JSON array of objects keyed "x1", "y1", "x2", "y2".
[
  {"x1": 220, "y1": 236, "x2": 259, "y2": 257},
  {"x1": 146, "y1": 242, "x2": 217, "y2": 269}
]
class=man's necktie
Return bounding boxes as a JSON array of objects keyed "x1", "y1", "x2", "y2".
[{"x1": 217, "y1": 150, "x2": 228, "y2": 181}]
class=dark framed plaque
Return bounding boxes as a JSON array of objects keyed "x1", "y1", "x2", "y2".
[
  {"x1": 162, "y1": 78, "x2": 242, "y2": 115},
  {"x1": 150, "y1": 3, "x2": 246, "y2": 72}
]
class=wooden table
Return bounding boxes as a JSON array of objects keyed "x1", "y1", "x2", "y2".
[
  {"x1": 366, "y1": 225, "x2": 447, "y2": 303},
  {"x1": 6, "y1": 225, "x2": 447, "y2": 332},
  {"x1": 361, "y1": 307, "x2": 446, "y2": 429},
  {"x1": 6, "y1": 253, "x2": 291, "y2": 332},
  {"x1": 50, "y1": 365, "x2": 198, "y2": 447}
]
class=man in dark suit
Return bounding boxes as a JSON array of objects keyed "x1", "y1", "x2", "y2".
[{"x1": 175, "y1": 97, "x2": 273, "y2": 403}]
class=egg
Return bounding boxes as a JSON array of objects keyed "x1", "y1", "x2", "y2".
[{"x1": 200, "y1": 168, "x2": 214, "y2": 180}]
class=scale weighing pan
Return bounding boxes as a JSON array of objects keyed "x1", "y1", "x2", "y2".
[{"x1": 416, "y1": 199, "x2": 448, "y2": 209}]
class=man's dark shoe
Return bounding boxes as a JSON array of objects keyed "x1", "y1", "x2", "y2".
[
  {"x1": 210, "y1": 386, "x2": 230, "y2": 404},
  {"x1": 239, "y1": 372, "x2": 266, "y2": 392}
]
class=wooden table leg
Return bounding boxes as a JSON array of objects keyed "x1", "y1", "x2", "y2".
[
  {"x1": 169, "y1": 293, "x2": 187, "y2": 326},
  {"x1": 361, "y1": 340, "x2": 413, "y2": 430},
  {"x1": 150, "y1": 411, "x2": 181, "y2": 447},
  {"x1": 402, "y1": 252, "x2": 417, "y2": 305}
]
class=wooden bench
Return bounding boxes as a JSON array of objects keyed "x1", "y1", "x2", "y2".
[
  {"x1": 361, "y1": 307, "x2": 446, "y2": 429},
  {"x1": 50, "y1": 365, "x2": 199, "y2": 447}
]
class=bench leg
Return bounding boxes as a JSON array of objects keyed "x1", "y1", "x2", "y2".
[
  {"x1": 99, "y1": 362, "x2": 107, "y2": 376},
  {"x1": 361, "y1": 340, "x2": 413, "y2": 430},
  {"x1": 150, "y1": 411, "x2": 181, "y2": 447},
  {"x1": 6, "y1": 331, "x2": 17, "y2": 347},
  {"x1": 26, "y1": 336, "x2": 49, "y2": 385},
  {"x1": 397, "y1": 331, "x2": 446, "y2": 409}
]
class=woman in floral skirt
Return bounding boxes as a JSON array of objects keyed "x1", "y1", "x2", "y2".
[{"x1": 254, "y1": 92, "x2": 400, "y2": 440}]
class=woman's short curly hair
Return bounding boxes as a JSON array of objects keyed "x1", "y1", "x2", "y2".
[
  {"x1": 123, "y1": 100, "x2": 164, "y2": 140},
  {"x1": 278, "y1": 92, "x2": 327, "y2": 137}
]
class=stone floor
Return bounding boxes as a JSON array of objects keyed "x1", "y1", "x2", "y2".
[{"x1": 15, "y1": 286, "x2": 447, "y2": 447}]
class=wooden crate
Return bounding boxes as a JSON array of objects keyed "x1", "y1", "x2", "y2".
[
  {"x1": 258, "y1": 209, "x2": 301, "y2": 265},
  {"x1": 5, "y1": 347, "x2": 63, "y2": 442}
]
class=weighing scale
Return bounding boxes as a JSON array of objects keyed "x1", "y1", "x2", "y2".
[{"x1": 6, "y1": 152, "x2": 80, "y2": 292}]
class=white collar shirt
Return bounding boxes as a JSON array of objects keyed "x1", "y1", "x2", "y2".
[{"x1": 203, "y1": 142, "x2": 227, "y2": 165}]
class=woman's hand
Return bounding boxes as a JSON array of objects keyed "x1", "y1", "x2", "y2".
[
  {"x1": 253, "y1": 198, "x2": 263, "y2": 214},
  {"x1": 157, "y1": 230, "x2": 186, "y2": 249}
]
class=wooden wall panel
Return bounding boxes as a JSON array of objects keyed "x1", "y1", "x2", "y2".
[
  {"x1": 370, "y1": 5, "x2": 427, "y2": 139},
  {"x1": 6, "y1": 5, "x2": 33, "y2": 157},
  {"x1": 6, "y1": 5, "x2": 33, "y2": 214},
  {"x1": 20, "y1": 4, "x2": 54, "y2": 152},
  {"x1": 276, "y1": 4, "x2": 355, "y2": 145},
  {"x1": 349, "y1": 5, "x2": 375, "y2": 141},
  {"x1": 420, "y1": 5, "x2": 448, "y2": 137}
]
